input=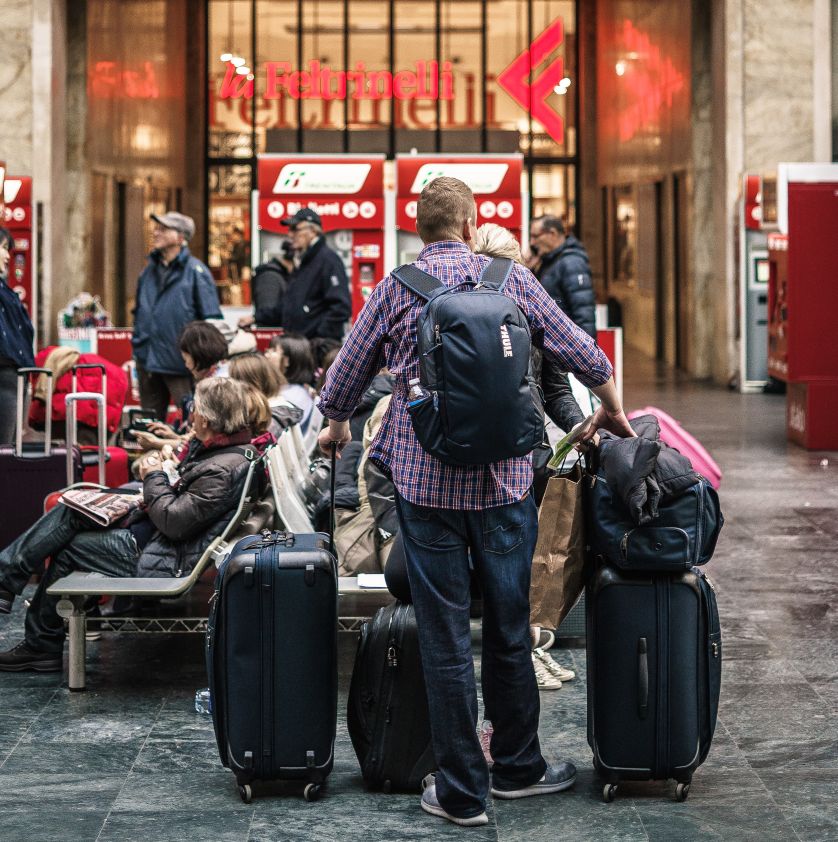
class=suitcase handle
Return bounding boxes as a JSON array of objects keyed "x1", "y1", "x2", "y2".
[
  {"x1": 328, "y1": 441, "x2": 337, "y2": 557},
  {"x1": 65, "y1": 392, "x2": 107, "y2": 486},
  {"x1": 71, "y1": 363, "x2": 107, "y2": 397},
  {"x1": 637, "y1": 637, "x2": 649, "y2": 720},
  {"x1": 16, "y1": 368, "x2": 53, "y2": 457}
]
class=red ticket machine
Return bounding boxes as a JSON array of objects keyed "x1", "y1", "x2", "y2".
[
  {"x1": 769, "y1": 164, "x2": 838, "y2": 449},
  {"x1": 395, "y1": 154, "x2": 525, "y2": 264},
  {"x1": 3, "y1": 176, "x2": 37, "y2": 344},
  {"x1": 256, "y1": 155, "x2": 386, "y2": 320}
]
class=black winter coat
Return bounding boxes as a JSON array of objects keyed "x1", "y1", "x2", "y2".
[
  {"x1": 597, "y1": 415, "x2": 696, "y2": 525},
  {"x1": 281, "y1": 238, "x2": 351, "y2": 340},
  {"x1": 537, "y1": 235, "x2": 597, "y2": 338},
  {"x1": 252, "y1": 258, "x2": 289, "y2": 326},
  {"x1": 135, "y1": 440, "x2": 254, "y2": 577}
]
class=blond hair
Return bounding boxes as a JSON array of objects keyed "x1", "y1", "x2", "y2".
[
  {"x1": 474, "y1": 223, "x2": 524, "y2": 264},
  {"x1": 416, "y1": 177, "x2": 476, "y2": 243},
  {"x1": 239, "y1": 383, "x2": 272, "y2": 435},
  {"x1": 230, "y1": 352, "x2": 283, "y2": 400}
]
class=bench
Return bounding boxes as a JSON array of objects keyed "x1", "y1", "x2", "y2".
[{"x1": 48, "y1": 452, "x2": 393, "y2": 690}]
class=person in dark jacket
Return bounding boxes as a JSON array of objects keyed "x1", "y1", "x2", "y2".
[
  {"x1": 0, "y1": 227, "x2": 35, "y2": 444},
  {"x1": 0, "y1": 378, "x2": 256, "y2": 671},
  {"x1": 132, "y1": 212, "x2": 222, "y2": 420},
  {"x1": 278, "y1": 208, "x2": 350, "y2": 341},
  {"x1": 238, "y1": 240, "x2": 294, "y2": 328},
  {"x1": 529, "y1": 215, "x2": 597, "y2": 338}
]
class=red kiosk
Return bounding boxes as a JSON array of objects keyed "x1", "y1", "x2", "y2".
[
  {"x1": 395, "y1": 154, "x2": 524, "y2": 264},
  {"x1": 256, "y1": 154, "x2": 386, "y2": 319},
  {"x1": 769, "y1": 164, "x2": 838, "y2": 449}
]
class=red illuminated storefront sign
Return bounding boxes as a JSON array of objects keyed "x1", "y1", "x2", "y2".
[
  {"x1": 396, "y1": 156, "x2": 523, "y2": 231},
  {"x1": 214, "y1": 17, "x2": 568, "y2": 144},
  {"x1": 89, "y1": 61, "x2": 160, "y2": 99},
  {"x1": 257, "y1": 156, "x2": 385, "y2": 233},
  {"x1": 222, "y1": 61, "x2": 454, "y2": 102}
]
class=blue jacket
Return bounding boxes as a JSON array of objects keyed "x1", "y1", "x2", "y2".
[
  {"x1": 0, "y1": 279, "x2": 35, "y2": 368},
  {"x1": 132, "y1": 247, "x2": 221, "y2": 375},
  {"x1": 537, "y1": 235, "x2": 597, "y2": 338}
]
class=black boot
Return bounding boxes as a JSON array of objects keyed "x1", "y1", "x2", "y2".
[{"x1": 0, "y1": 641, "x2": 62, "y2": 672}]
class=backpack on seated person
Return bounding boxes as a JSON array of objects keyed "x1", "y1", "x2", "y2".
[{"x1": 393, "y1": 257, "x2": 545, "y2": 466}]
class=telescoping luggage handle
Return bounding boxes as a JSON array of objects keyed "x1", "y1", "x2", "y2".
[
  {"x1": 15, "y1": 368, "x2": 53, "y2": 458},
  {"x1": 71, "y1": 363, "x2": 107, "y2": 398},
  {"x1": 65, "y1": 393, "x2": 107, "y2": 486},
  {"x1": 328, "y1": 440, "x2": 337, "y2": 557}
]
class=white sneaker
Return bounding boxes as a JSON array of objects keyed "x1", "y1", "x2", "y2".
[
  {"x1": 533, "y1": 648, "x2": 575, "y2": 682},
  {"x1": 532, "y1": 651, "x2": 562, "y2": 690}
]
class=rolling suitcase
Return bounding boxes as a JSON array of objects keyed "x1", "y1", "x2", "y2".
[
  {"x1": 586, "y1": 564, "x2": 721, "y2": 803},
  {"x1": 347, "y1": 602, "x2": 435, "y2": 792},
  {"x1": 0, "y1": 368, "x2": 81, "y2": 548},
  {"x1": 628, "y1": 406, "x2": 722, "y2": 489},
  {"x1": 207, "y1": 446, "x2": 338, "y2": 804}
]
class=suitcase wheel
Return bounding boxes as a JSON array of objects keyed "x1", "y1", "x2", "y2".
[
  {"x1": 304, "y1": 783, "x2": 321, "y2": 802},
  {"x1": 602, "y1": 783, "x2": 618, "y2": 803},
  {"x1": 238, "y1": 784, "x2": 252, "y2": 804},
  {"x1": 675, "y1": 782, "x2": 691, "y2": 802}
]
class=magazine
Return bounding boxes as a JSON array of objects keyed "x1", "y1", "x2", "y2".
[
  {"x1": 60, "y1": 488, "x2": 143, "y2": 528},
  {"x1": 547, "y1": 414, "x2": 596, "y2": 470}
]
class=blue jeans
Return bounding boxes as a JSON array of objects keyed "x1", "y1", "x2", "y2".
[
  {"x1": 0, "y1": 504, "x2": 140, "y2": 652},
  {"x1": 395, "y1": 492, "x2": 546, "y2": 819}
]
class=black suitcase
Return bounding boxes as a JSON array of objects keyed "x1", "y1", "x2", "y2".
[
  {"x1": 586, "y1": 564, "x2": 721, "y2": 803},
  {"x1": 207, "y1": 449, "x2": 339, "y2": 807},
  {"x1": 0, "y1": 368, "x2": 81, "y2": 548},
  {"x1": 347, "y1": 601, "x2": 435, "y2": 792}
]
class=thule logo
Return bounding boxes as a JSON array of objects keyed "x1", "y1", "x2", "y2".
[{"x1": 500, "y1": 324, "x2": 513, "y2": 358}]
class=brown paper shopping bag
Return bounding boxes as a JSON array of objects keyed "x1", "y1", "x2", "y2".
[{"x1": 529, "y1": 462, "x2": 586, "y2": 630}]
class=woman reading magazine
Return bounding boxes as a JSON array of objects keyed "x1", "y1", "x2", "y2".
[{"x1": 0, "y1": 378, "x2": 261, "y2": 672}]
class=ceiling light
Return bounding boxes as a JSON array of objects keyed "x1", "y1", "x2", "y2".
[
  {"x1": 231, "y1": 56, "x2": 246, "y2": 68},
  {"x1": 236, "y1": 66, "x2": 250, "y2": 76},
  {"x1": 615, "y1": 61, "x2": 626, "y2": 77},
  {"x1": 220, "y1": 52, "x2": 233, "y2": 62}
]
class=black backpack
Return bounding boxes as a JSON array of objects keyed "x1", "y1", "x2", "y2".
[{"x1": 393, "y1": 257, "x2": 544, "y2": 466}]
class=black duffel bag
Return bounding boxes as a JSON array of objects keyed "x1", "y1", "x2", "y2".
[{"x1": 586, "y1": 471, "x2": 723, "y2": 572}]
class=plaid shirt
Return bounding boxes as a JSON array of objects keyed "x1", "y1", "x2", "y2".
[{"x1": 318, "y1": 241, "x2": 613, "y2": 510}]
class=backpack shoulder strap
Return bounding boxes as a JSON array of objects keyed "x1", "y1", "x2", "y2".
[
  {"x1": 392, "y1": 264, "x2": 445, "y2": 301},
  {"x1": 479, "y1": 257, "x2": 514, "y2": 291}
]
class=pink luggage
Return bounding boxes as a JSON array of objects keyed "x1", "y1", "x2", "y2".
[{"x1": 627, "y1": 406, "x2": 722, "y2": 489}]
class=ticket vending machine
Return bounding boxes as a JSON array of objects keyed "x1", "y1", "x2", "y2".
[
  {"x1": 255, "y1": 155, "x2": 386, "y2": 320},
  {"x1": 3, "y1": 176, "x2": 37, "y2": 346},
  {"x1": 395, "y1": 154, "x2": 525, "y2": 264},
  {"x1": 768, "y1": 163, "x2": 838, "y2": 449},
  {"x1": 738, "y1": 173, "x2": 773, "y2": 392}
]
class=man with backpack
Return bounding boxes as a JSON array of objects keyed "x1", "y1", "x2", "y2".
[{"x1": 318, "y1": 177, "x2": 634, "y2": 827}]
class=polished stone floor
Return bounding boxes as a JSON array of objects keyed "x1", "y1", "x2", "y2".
[{"x1": 0, "y1": 358, "x2": 836, "y2": 841}]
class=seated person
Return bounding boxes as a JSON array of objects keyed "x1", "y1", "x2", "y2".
[
  {"x1": 229, "y1": 353, "x2": 303, "y2": 436},
  {"x1": 135, "y1": 320, "x2": 229, "y2": 448},
  {"x1": 265, "y1": 334, "x2": 316, "y2": 432},
  {"x1": 0, "y1": 378, "x2": 257, "y2": 672}
]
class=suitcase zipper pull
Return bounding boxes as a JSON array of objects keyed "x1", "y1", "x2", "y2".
[{"x1": 387, "y1": 644, "x2": 398, "y2": 668}]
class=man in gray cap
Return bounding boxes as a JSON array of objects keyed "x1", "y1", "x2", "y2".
[{"x1": 132, "y1": 212, "x2": 222, "y2": 420}]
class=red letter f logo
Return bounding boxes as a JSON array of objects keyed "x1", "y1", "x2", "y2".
[{"x1": 497, "y1": 18, "x2": 565, "y2": 144}]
